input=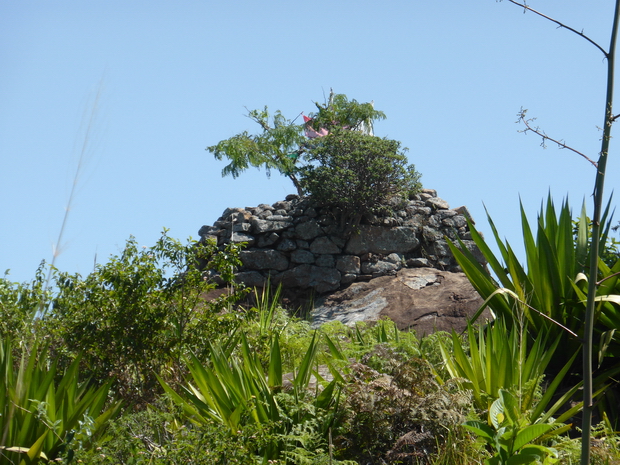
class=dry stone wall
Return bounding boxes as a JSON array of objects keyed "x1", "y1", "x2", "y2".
[{"x1": 198, "y1": 189, "x2": 485, "y2": 294}]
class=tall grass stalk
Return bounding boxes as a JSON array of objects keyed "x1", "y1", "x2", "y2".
[{"x1": 38, "y1": 81, "x2": 103, "y2": 318}]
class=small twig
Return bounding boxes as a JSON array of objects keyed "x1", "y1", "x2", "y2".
[
  {"x1": 503, "y1": 0, "x2": 609, "y2": 57},
  {"x1": 517, "y1": 109, "x2": 599, "y2": 168},
  {"x1": 597, "y1": 270, "x2": 620, "y2": 286}
]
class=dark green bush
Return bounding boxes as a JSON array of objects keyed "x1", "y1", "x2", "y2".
[
  {"x1": 44, "y1": 231, "x2": 247, "y2": 404},
  {"x1": 299, "y1": 130, "x2": 422, "y2": 226}
]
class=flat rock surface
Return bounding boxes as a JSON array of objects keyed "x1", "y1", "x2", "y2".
[{"x1": 311, "y1": 267, "x2": 490, "y2": 335}]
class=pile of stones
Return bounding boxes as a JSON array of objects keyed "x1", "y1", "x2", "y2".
[{"x1": 198, "y1": 189, "x2": 484, "y2": 294}]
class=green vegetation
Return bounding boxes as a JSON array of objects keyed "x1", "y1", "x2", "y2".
[
  {"x1": 2, "y1": 222, "x2": 620, "y2": 464},
  {"x1": 207, "y1": 92, "x2": 422, "y2": 221},
  {"x1": 298, "y1": 129, "x2": 421, "y2": 226}
]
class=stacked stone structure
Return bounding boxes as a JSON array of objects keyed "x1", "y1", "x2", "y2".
[{"x1": 198, "y1": 189, "x2": 484, "y2": 294}]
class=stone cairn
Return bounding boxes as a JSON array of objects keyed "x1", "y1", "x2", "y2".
[{"x1": 198, "y1": 189, "x2": 484, "y2": 294}]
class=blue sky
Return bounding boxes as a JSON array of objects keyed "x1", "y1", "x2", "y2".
[{"x1": 1, "y1": 1, "x2": 618, "y2": 283}]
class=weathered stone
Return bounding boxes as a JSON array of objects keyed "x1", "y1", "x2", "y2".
[
  {"x1": 233, "y1": 222, "x2": 251, "y2": 232},
  {"x1": 305, "y1": 207, "x2": 318, "y2": 218},
  {"x1": 295, "y1": 221, "x2": 323, "y2": 240},
  {"x1": 231, "y1": 232, "x2": 255, "y2": 245},
  {"x1": 407, "y1": 257, "x2": 431, "y2": 267},
  {"x1": 272, "y1": 201, "x2": 291, "y2": 211},
  {"x1": 385, "y1": 253, "x2": 403, "y2": 265},
  {"x1": 421, "y1": 188, "x2": 437, "y2": 197},
  {"x1": 257, "y1": 232, "x2": 279, "y2": 248},
  {"x1": 278, "y1": 265, "x2": 341, "y2": 293},
  {"x1": 426, "y1": 197, "x2": 449, "y2": 210},
  {"x1": 290, "y1": 249, "x2": 315, "y2": 264},
  {"x1": 452, "y1": 215, "x2": 468, "y2": 228},
  {"x1": 345, "y1": 225, "x2": 420, "y2": 255},
  {"x1": 235, "y1": 271, "x2": 265, "y2": 287},
  {"x1": 240, "y1": 249, "x2": 288, "y2": 271},
  {"x1": 315, "y1": 254, "x2": 335, "y2": 268},
  {"x1": 311, "y1": 268, "x2": 491, "y2": 334},
  {"x1": 361, "y1": 260, "x2": 400, "y2": 275},
  {"x1": 336, "y1": 255, "x2": 361, "y2": 274},
  {"x1": 455, "y1": 205, "x2": 474, "y2": 223},
  {"x1": 433, "y1": 210, "x2": 457, "y2": 220},
  {"x1": 310, "y1": 237, "x2": 342, "y2": 254},
  {"x1": 432, "y1": 240, "x2": 451, "y2": 257},
  {"x1": 277, "y1": 239, "x2": 297, "y2": 252},
  {"x1": 422, "y1": 225, "x2": 442, "y2": 242},
  {"x1": 199, "y1": 190, "x2": 483, "y2": 296},
  {"x1": 221, "y1": 207, "x2": 245, "y2": 219},
  {"x1": 198, "y1": 225, "x2": 219, "y2": 237},
  {"x1": 251, "y1": 218, "x2": 292, "y2": 234}
]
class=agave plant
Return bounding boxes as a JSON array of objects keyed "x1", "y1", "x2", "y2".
[
  {"x1": 0, "y1": 337, "x2": 121, "y2": 463},
  {"x1": 448, "y1": 196, "x2": 620, "y2": 374},
  {"x1": 159, "y1": 331, "x2": 344, "y2": 461},
  {"x1": 439, "y1": 318, "x2": 582, "y2": 426}
]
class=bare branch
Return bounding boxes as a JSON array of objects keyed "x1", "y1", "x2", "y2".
[
  {"x1": 503, "y1": 0, "x2": 609, "y2": 57},
  {"x1": 516, "y1": 109, "x2": 599, "y2": 168}
]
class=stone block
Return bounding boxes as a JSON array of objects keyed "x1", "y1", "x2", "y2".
[
  {"x1": 310, "y1": 237, "x2": 342, "y2": 254},
  {"x1": 240, "y1": 249, "x2": 289, "y2": 271}
]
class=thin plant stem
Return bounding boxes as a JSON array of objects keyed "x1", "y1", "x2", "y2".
[
  {"x1": 37, "y1": 81, "x2": 103, "y2": 317},
  {"x1": 582, "y1": 3, "x2": 620, "y2": 463}
]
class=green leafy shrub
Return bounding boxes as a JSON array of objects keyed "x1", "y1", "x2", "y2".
[
  {"x1": 0, "y1": 264, "x2": 50, "y2": 343},
  {"x1": 206, "y1": 92, "x2": 387, "y2": 196},
  {"x1": 299, "y1": 130, "x2": 421, "y2": 226},
  {"x1": 45, "y1": 231, "x2": 247, "y2": 404},
  {"x1": 336, "y1": 357, "x2": 472, "y2": 464}
]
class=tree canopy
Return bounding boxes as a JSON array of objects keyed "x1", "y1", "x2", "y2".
[{"x1": 206, "y1": 91, "x2": 387, "y2": 195}]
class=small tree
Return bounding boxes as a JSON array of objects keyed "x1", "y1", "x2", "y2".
[
  {"x1": 298, "y1": 129, "x2": 421, "y2": 226},
  {"x1": 206, "y1": 92, "x2": 386, "y2": 195}
]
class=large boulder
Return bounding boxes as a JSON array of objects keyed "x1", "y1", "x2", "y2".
[{"x1": 311, "y1": 268, "x2": 491, "y2": 335}]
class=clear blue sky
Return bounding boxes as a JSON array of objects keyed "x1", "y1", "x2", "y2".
[{"x1": 1, "y1": 1, "x2": 618, "y2": 284}]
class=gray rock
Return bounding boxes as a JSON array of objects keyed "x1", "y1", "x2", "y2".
[
  {"x1": 311, "y1": 268, "x2": 491, "y2": 335},
  {"x1": 345, "y1": 225, "x2": 420, "y2": 255},
  {"x1": 277, "y1": 239, "x2": 297, "y2": 252},
  {"x1": 407, "y1": 257, "x2": 431, "y2": 267},
  {"x1": 426, "y1": 197, "x2": 450, "y2": 210},
  {"x1": 361, "y1": 260, "x2": 400, "y2": 275},
  {"x1": 272, "y1": 201, "x2": 291, "y2": 211},
  {"x1": 422, "y1": 225, "x2": 442, "y2": 242},
  {"x1": 240, "y1": 249, "x2": 289, "y2": 271},
  {"x1": 296, "y1": 240, "x2": 310, "y2": 249},
  {"x1": 385, "y1": 253, "x2": 403, "y2": 265},
  {"x1": 310, "y1": 237, "x2": 342, "y2": 254},
  {"x1": 233, "y1": 222, "x2": 251, "y2": 232},
  {"x1": 290, "y1": 249, "x2": 315, "y2": 264},
  {"x1": 251, "y1": 218, "x2": 292, "y2": 234},
  {"x1": 231, "y1": 232, "x2": 255, "y2": 246},
  {"x1": 315, "y1": 254, "x2": 335, "y2": 268},
  {"x1": 295, "y1": 221, "x2": 323, "y2": 240},
  {"x1": 336, "y1": 255, "x2": 361, "y2": 274},
  {"x1": 278, "y1": 265, "x2": 341, "y2": 293},
  {"x1": 235, "y1": 271, "x2": 266, "y2": 287},
  {"x1": 257, "y1": 232, "x2": 279, "y2": 248}
]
